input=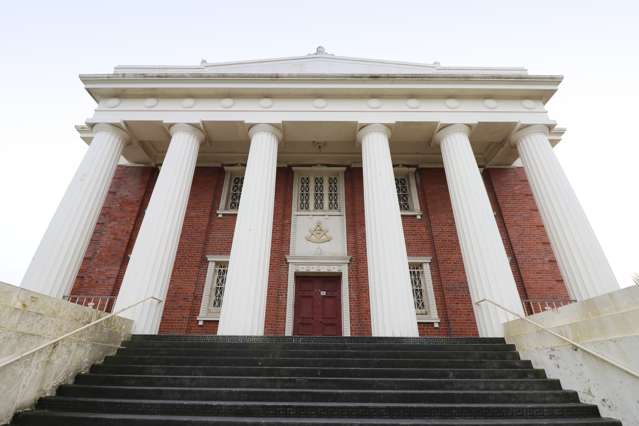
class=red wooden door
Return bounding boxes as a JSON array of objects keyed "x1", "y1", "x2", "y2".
[{"x1": 293, "y1": 276, "x2": 342, "y2": 336}]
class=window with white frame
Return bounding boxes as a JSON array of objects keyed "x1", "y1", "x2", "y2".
[
  {"x1": 218, "y1": 167, "x2": 245, "y2": 215},
  {"x1": 197, "y1": 256, "x2": 229, "y2": 322},
  {"x1": 296, "y1": 172, "x2": 342, "y2": 213},
  {"x1": 407, "y1": 258, "x2": 439, "y2": 324},
  {"x1": 394, "y1": 167, "x2": 421, "y2": 217}
]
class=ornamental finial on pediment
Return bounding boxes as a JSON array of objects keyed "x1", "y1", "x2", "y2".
[{"x1": 308, "y1": 46, "x2": 333, "y2": 56}]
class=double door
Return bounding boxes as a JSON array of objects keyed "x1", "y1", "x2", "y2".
[{"x1": 293, "y1": 275, "x2": 342, "y2": 336}]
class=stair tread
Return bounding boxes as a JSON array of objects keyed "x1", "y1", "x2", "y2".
[
  {"x1": 43, "y1": 396, "x2": 597, "y2": 407},
  {"x1": 13, "y1": 410, "x2": 623, "y2": 425},
  {"x1": 63, "y1": 384, "x2": 573, "y2": 393}
]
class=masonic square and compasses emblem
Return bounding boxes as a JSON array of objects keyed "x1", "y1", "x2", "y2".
[{"x1": 305, "y1": 221, "x2": 332, "y2": 244}]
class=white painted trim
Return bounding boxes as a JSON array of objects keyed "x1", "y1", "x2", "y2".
[
  {"x1": 394, "y1": 166, "x2": 422, "y2": 218},
  {"x1": 284, "y1": 255, "x2": 352, "y2": 336},
  {"x1": 292, "y1": 166, "x2": 347, "y2": 172},
  {"x1": 407, "y1": 256, "x2": 440, "y2": 325},
  {"x1": 197, "y1": 255, "x2": 230, "y2": 323},
  {"x1": 289, "y1": 167, "x2": 348, "y2": 257},
  {"x1": 217, "y1": 166, "x2": 245, "y2": 216}
]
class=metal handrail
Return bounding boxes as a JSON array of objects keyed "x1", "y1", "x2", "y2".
[
  {"x1": 0, "y1": 296, "x2": 162, "y2": 370},
  {"x1": 476, "y1": 298, "x2": 639, "y2": 380}
]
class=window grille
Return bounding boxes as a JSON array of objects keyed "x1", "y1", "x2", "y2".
[
  {"x1": 209, "y1": 263, "x2": 228, "y2": 309},
  {"x1": 227, "y1": 175, "x2": 244, "y2": 210},
  {"x1": 395, "y1": 176, "x2": 411, "y2": 211},
  {"x1": 409, "y1": 263, "x2": 428, "y2": 314},
  {"x1": 299, "y1": 176, "x2": 310, "y2": 210},
  {"x1": 297, "y1": 174, "x2": 340, "y2": 212},
  {"x1": 328, "y1": 176, "x2": 339, "y2": 210},
  {"x1": 198, "y1": 259, "x2": 229, "y2": 320},
  {"x1": 314, "y1": 176, "x2": 324, "y2": 210}
]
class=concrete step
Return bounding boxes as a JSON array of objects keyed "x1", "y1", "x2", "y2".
[
  {"x1": 56, "y1": 385, "x2": 581, "y2": 404},
  {"x1": 11, "y1": 411, "x2": 623, "y2": 426},
  {"x1": 36, "y1": 397, "x2": 603, "y2": 419},
  {"x1": 116, "y1": 348, "x2": 522, "y2": 360},
  {"x1": 102, "y1": 355, "x2": 533, "y2": 369},
  {"x1": 89, "y1": 364, "x2": 548, "y2": 379},
  {"x1": 74, "y1": 374, "x2": 563, "y2": 391},
  {"x1": 12, "y1": 410, "x2": 621, "y2": 426},
  {"x1": 128, "y1": 335, "x2": 508, "y2": 345}
]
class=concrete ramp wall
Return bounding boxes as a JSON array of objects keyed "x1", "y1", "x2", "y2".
[
  {"x1": 505, "y1": 285, "x2": 639, "y2": 425},
  {"x1": 0, "y1": 282, "x2": 131, "y2": 424}
]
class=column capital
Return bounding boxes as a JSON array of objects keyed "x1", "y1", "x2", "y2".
[
  {"x1": 432, "y1": 124, "x2": 471, "y2": 146},
  {"x1": 92, "y1": 123, "x2": 129, "y2": 143},
  {"x1": 248, "y1": 123, "x2": 282, "y2": 141},
  {"x1": 169, "y1": 123, "x2": 205, "y2": 143},
  {"x1": 510, "y1": 124, "x2": 550, "y2": 146},
  {"x1": 356, "y1": 124, "x2": 391, "y2": 144}
]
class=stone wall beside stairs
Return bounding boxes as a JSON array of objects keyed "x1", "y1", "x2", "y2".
[
  {"x1": 0, "y1": 281, "x2": 132, "y2": 424},
  {"x1": 504, "y1": 285, "x2": 639, "y2": 425}
]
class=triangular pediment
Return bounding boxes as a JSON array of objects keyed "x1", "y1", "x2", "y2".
[
  {"x1": 200, "y1": 49, "x2": 440, "y2": 75},
  {"x1": 113, "y1": 47, "x2": 528, "y2": 77}
]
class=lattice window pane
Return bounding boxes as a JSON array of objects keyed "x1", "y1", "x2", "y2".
[
  {"x1": 227, "y1": 175, "x2": 244, "y2": 210},
  {"x1": 299, "y1": 176, "x2": 310, "y2": 210},
  {"x1": 209, "y1": 263, "x2": 228, "y2": 309},
  {"x1": 314, "y1": 176, "x2": 324, "y2": 210},
  {"x1": 409, "y1": 263, "x2": 427, "y2": 313},
  {"x1": 328, "y1": 176, "x2": 339, "y2": 211},
  {"x1": 395, "y1": 176, "x2": 411, "y2": 211}
]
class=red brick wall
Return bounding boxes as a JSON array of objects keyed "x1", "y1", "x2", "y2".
[
  {"x1": 264, "y1": 168, "x2": 294, "y2": 335},
  {"x1": 71, "y1": 166, "x2": 156, "y2": 305},
  {"x1": 419, "y1": 168, "x2": 479, "y2": 336},
  {"x1": 344, "y1": 168, "x2": 372, "y2": 336},
  {"x1": 486, "y1": 168, "x2": 569, "y2": 308},
  {"x1": 72, "y1": 165, "x2": 569, "y2": 336},
  {"x1": 159, "y1": 168, "x2": 222, "y2": 334}
]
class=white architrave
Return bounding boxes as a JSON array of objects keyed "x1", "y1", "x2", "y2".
[
  {"x1": 113, "y1": 123, "x2": 204, "y2": 334},
  {"x1": 434, "y1": 124, "x2": 524, "y2": 337},
  {"x1": 284, "y1": 256, "x2": 351, "y2": 336},
  {"x1": 217, "y1": 124, "x2": 282, "y2": 335},
  {"x1": 217, "y1": 166, "x2": 245, "y2": 216},
  {"x1": 394, "y1": 166, "x2": 422, "y2": 218},
  {"x1": 21, "y1": 124, "x2": 128, "y2": 298},
  {"x1": 511, "y1": 125, "x2": 619, "y2": 300},
  {"x1": 197, "y1": 255, "x2": 230, "y2": 323},
  {"x1": 407, "y1": 256, "x2": 439, "y2": 325},
  {"x1": 358, "y1": 124, "x2": 418, "y2": 337}
]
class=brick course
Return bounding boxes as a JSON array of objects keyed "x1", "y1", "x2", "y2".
[{"x1": 71, "y1": 165, "x2": 569, "y2": 336}]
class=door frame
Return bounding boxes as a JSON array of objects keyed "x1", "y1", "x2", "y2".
[{"x1": 285, "y1": 255, "x2": 351, "y2": 336}]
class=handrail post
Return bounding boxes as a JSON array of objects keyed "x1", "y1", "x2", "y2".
[{"x1": 475, "y1": 298, "x2": 639, "y2": 380}]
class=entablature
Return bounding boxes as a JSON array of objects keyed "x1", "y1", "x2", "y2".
[{"x1": 76, "y1": 118, "x2": 564, "y2": 168}]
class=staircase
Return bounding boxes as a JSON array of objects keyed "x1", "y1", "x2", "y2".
[{"x1": 10, "y1": 335, "x2": 621, "y2": 425}]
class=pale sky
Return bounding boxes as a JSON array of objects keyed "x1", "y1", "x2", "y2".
[{"x1": 0, "y1": 0, "x2": 637, "y2": 288}]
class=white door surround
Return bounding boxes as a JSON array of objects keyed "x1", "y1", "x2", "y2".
[{"x1": 284, "y1": 256, "x2": 351, "y2": 336}]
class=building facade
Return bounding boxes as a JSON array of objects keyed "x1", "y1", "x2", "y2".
[{"x1": 21, "y1": 48, "x2": 620, "y2": 337}]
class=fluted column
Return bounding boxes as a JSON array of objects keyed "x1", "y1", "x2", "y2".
[
  {"x1": 358, "y1": 124, "x2": 418, "y2": 337},
  {"x1": 21, "y1": 124, "x2": 128, "y2": 298},
  {"x1": 217, "y1": 124, "x2": 281, "y2": 335},
  {"x1": 512, "y1": 125, "x2": 618, "y2": 300},
  {"x1": 434, "y1": 124, "x2": 524, "y2": 337},
  {"x1": 114, "y1": 124, "x2": 204, "y2": 334}
]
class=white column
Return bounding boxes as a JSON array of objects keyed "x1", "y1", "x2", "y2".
[
  {"x1": 21, "y1": 124, "x2": 128, "y2": 298},
  {"x1": 217, "y1": 124, "x2": 281, "y2": 335},
  {"x1": 434, "y1": 124, "x2": 524, "y2": 337},
  {"x1": 358, "y1": 124, "x2": 418, "y2": 337},
  {"x1": 512, "y1": 125, "x2": 618, "y2": 300},
  {"x1": 113, "y1": 124, "x2": 204, "y2": 334}
]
